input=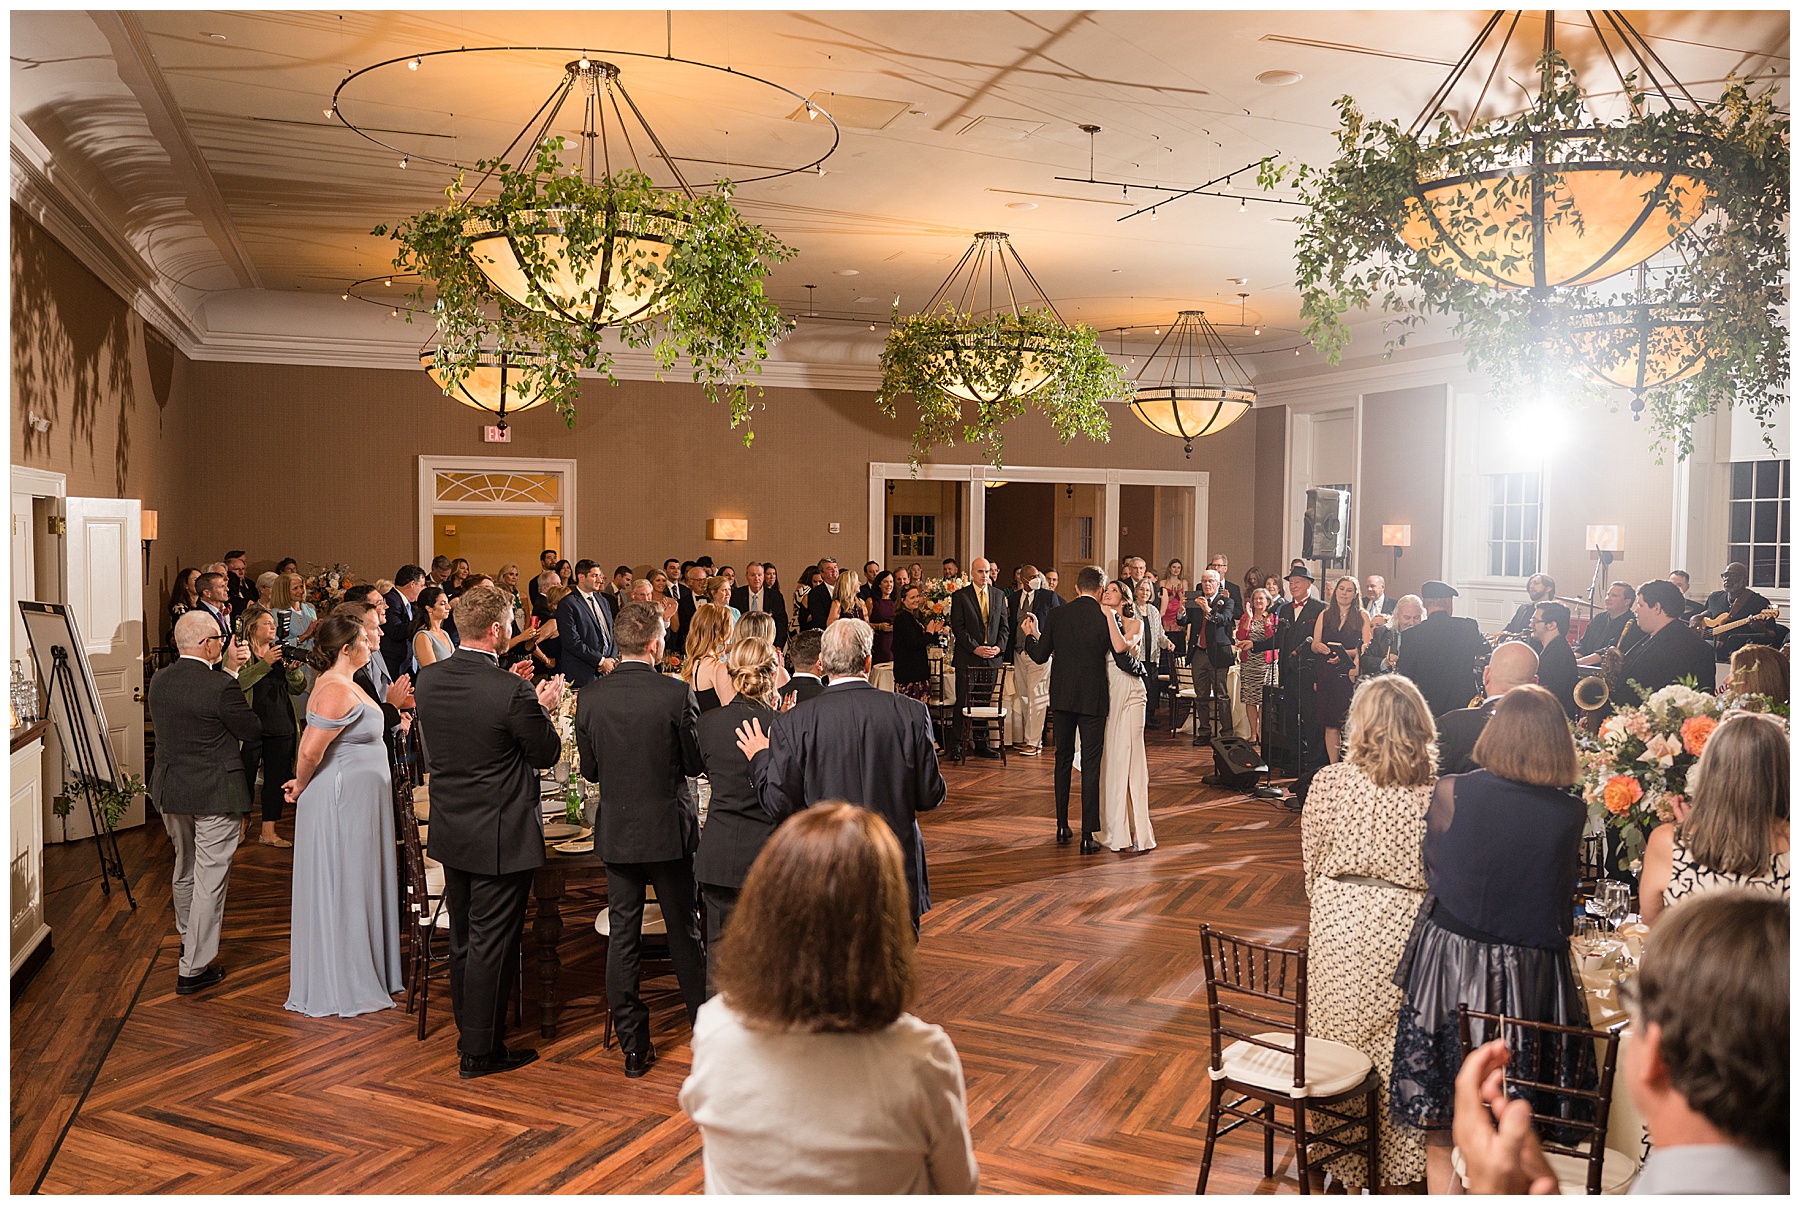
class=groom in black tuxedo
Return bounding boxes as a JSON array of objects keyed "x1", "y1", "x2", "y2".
[
  {"x1": 1021, "y1": 565, "x2": 1113, "y2": 853},
  {"x1": 411, "y1": 584, "x2": 564, "y2": 1080}
]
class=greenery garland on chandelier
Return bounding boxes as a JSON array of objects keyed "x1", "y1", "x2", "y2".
[
  {"x1": 375, "y1": 136, "x2": 795, "y2": 443},
  {"x1": 877, "y1": 232, "x2": 1129, "y2": 467},
  {"x1": 1264, "y1": 55, "x2": 1788, "y2": 458}
]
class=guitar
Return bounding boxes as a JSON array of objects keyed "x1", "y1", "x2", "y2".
[{"x1": 1701, "y1": 607, "x2": 1779, "y2": 638}]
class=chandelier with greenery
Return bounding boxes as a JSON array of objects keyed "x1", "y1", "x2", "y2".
[
  {"x1": 878, "y1": 232, "x2": 1129, "y2": 466},
  {"x1": 1266, "y1": 11, "x2": 1788, "y2": 457},
  {"x1": 1125, "y1": 310, "x2": 1256, "y2": 457},
  {"x1": 360, "y1": 52, "x2": 822, "y2": 441}
]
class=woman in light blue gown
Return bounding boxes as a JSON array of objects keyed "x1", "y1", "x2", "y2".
[{"x1": 282, "y1": 615, "x2": 402, "y2": 1018}]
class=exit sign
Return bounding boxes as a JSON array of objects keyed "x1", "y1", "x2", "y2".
[{"x1": 482, "y1": 425, "x2": 512, "y2": 443}]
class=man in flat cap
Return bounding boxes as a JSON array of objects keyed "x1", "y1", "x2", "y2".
[{"x1": 1397, "y1": 580, "x2": 1491, "y2": 719}]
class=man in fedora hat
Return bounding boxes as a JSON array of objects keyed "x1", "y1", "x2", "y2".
[
  {"x1": 1397, "y1": 580, "x2": 1491, "y2": 718},
  {"x1": 1263, "y1": 565, "x2": 1327, "y2": 801}
]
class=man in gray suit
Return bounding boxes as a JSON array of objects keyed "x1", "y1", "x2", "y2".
[{"x1": 149, "y1": 611, "x2": 259, "y2": 995}]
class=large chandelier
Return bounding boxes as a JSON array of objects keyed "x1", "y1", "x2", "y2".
[
  {"x1": 1396, "y1": 11, "x2": 1712, "y2": 292},
  {"x1": 1565, "y1": 299, "x2": 1708, "y2": 418},
  {"x1": 928, "y1": 232, "x2": 1060, "y2": 403},
  {"x1": 1125, "y1": 311, "x2": 1255, "y2": 457},
  {"x1": 419, "y1": 347, "x2": 553, "y2": 429}
]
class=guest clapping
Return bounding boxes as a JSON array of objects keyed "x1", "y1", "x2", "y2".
[
  {"x1": 1638, "y1": 711, "x2": 1789, "y2": 924},
  {"x1": 236, "y1": 604, "x2": 305, "y2": 848},
  {"x1": 1234, "y1": 587, "x2": 1278, "y2": 746},
  {"x1": 680, "y1": 804, "x2": 979, "y2": 1195}
]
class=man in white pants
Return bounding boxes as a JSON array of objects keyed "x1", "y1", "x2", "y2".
[
  {"x1": 148, "y1": 611, "x2": 259, "y2": 995},
  {"x1": 1008, "y1": 567, "x2": 1059, "y2": 755}
]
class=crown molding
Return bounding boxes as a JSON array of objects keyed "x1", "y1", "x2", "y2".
[{"x1": 11, "y1": 117, "x2": 207, "y2": 353}]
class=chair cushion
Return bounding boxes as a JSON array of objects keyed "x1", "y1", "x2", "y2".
[
  {"x1": 423, "y1": 857, "x2": 445, "y2": 897},
  {"x1": 963, "y1": 706, "x2": 1008, "y2": 718},
  {"x1": 1453, "y1": 1145, "x2": 1638, "y2": 1195},
  {"x1": 595, "y1": 904, "x2": 666, "y2": 938},
  {"x1": 1209, "y1": 1032, "x2": 1372, "y2": 1098}
]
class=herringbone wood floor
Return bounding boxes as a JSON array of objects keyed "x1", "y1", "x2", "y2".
[{"x1": 16, "y1": 728, "x2": 1323, "y2": 1194}]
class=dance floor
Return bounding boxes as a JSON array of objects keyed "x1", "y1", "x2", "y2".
[{"x1": 13, "y1": 729, "x2": 1317, "y2": 1194}]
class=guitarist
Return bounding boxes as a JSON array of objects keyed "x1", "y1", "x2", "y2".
[{"x1": 1692, "y1": 561, "x2": 1781, "y2": 662}]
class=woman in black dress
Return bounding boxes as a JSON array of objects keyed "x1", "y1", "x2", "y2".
[
  {"x1": 891, "y1": 585, "x2": 945, "y2": 703},
  {"x1": 1311, "y1": 575, "x2": 1368, "y2": 763},
  {"x1": 694, "y1": 635, "x2": 783, "y2": 990},
  {"x1": 1389, "y1": 685, "x2": 1589, "y2": 1193}
]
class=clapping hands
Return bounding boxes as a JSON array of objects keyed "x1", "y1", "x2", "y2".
[
  {"x1": 1452, "y1": 1040, "x2": 1559, "y2": 1194},
  {"x1": 1019, "y1": 613, "x2": 1039, "y2": 639},
  {"x1": 536, "y1": 674, "x2": 566, "y2": 711}
]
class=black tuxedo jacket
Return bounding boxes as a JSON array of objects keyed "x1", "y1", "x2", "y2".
[
  {"x1": 781, "y1": 673, "x2": 827, "y2": 708},
  {"x1": 1186, "y1": 589, "x2": 1241, "y2": 668},
  {"x1": 227, "y1": 573, "x2": 258, "y2": 617},
  {"x1": 1220, "y1": 580, "x2": 1244, "y2": 615},
  {"x1": 730, "y1": 584, "x2": 789, "y2": 648},
  {"x1": 1025, "y1": 594, "x2": 1113, "y2": 716},
  {"x1": 1576, "y1": 609, "x2": 1643, "y2": 659},
  {"x1": 1397, "y1": 611, "x2": 1489, "y2": 718},
  {"x1": 1621, "y1": 621, "x2": 1717, "y2": 698},
  {"x1": 694, "y1": 697, "x2": 780, "y2": 890},
  {"x1": 1533, "y1": 634, "x2": 1581, "y2": 719},
  {"x1": 555, "y1": 589, "x2": 616, "y2": 687},
  {"x1": 413, "y1": 649, "x2": 562, "y2": 876},
  {"x1": 667, "y1": 585, "x2": 698, "y2": 655},
  {"x1": 949, "y1": 583, "x2": 1010, "y2": 669},
  {"x1": 750, "y1": 680, "x2": 945, "y2": 920},
  {"x1": 147, "y1": 657, "x2": 262, "y2": 815},
  {"x1": 1007, "y1": 586, "x2": 1062, "y2": 659},
  {"x1": 576, "y1": 660, "x2": 703, "y2": 865},
  {"x1": 802, "y1": 582, "x2": 834, "y2": 631},
  {"x1": 1504, "y1": 601, "x2": 1537, "y2": 632},
  {"x1": 1436, "y1": 696, "x2": 1501, "y2": 776},
  {"x1": 381, "y1": 589, "x2": 416, "y2": 680}
]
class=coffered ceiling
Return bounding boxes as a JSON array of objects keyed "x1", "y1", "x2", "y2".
[{"x1": 11, "y1": 9, "x2": 1788, "y2": 375}]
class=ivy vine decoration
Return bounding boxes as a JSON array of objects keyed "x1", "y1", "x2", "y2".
[
  {"x1": 878, "y1": 308, "x2": 1127, "y2": 468},
  {"x1": 375, "y1": 137, "x2": 796, "y2": 444},
  {"x1": 1264, "y1": 56, "x2": 1788, "y2": 458},
  {"x1": 54, "y1": 772, "x2": 147, "y2": 830}
]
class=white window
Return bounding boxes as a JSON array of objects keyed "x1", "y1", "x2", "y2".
[
  {"x1": 891, "y1": 514, "x2": 936, "y2": 558},
  {"x1": 1486, "y1": 472, "x2": 1541, "y2": 578},
  {"x1": 1729, "y1": 460, "x2": 1789, "y2": 589}
]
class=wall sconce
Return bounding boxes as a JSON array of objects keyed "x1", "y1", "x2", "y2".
[
  {"x1": 708, "y1": 518, "x2": 749, "y2": 542},
  {"x1": 1381, "y1": 524, "x2": 1411, "y2": 580},
  {"x1": 141, "y1": 509, "x2": 159, "y2": 543}
]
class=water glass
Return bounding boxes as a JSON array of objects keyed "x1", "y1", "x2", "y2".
[{"x1": 1599, "y1": 880, "x2": 1632, "y2": 933}]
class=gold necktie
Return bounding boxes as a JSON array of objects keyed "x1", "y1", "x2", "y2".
[{"x1": 978, "y1": 587, "x2": 989, "y2": 627}]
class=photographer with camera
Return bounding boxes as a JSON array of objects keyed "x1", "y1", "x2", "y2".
[{"x1": 236, "y1": 604, "x2": 306, "y2": 848}]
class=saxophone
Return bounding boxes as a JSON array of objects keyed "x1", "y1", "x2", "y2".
[
  {"x1": 1600, "y1": 619, "x2": 1635, "y2": 700},
  {"x1": 1575, "y1": 618, "x2": 1637, "y2": 729}
]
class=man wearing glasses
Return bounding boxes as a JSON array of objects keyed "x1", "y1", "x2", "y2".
[
  {"x1": 147, "y1": 612, "x2": 258, "y2": 997},
  {"x1": 1527, "y1": 601, "x2": 1579, "y2": 720}
]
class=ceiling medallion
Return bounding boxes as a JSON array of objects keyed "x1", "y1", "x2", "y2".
[
  {"x1": 878, "y1": 232, "x2": 1129, "y2": 466},
  {"x1": 351, "y1": 47, "x2": 834, "y2": 439},
  {"x1": 1126, "y1": 311, "x2": 1256, "y2": 457}
]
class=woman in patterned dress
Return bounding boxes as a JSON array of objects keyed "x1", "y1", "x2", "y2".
[
  {"x1": 1234, "y1": 587, "x2": 1277, "y2": 747},
  {"x1": 1639, "y1": 711, "x2": 1790, "y2": 925},
  {"x1": 1301, "y1": 674, "x2": 1438, "y2": 1191}
]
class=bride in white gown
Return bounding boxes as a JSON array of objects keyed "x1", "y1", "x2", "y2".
[{"x1": 1097, "y1": 580, "x2": 1153, "y2": 852}]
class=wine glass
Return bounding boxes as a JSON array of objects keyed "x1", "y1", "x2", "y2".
[{"x1": 1599, "y1": 880, "x2": 1631, "y2": 934}]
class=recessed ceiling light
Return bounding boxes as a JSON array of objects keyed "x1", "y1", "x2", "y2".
[
  {"x1": 1256, "y1": 69, "x2": 1303, "y2": 86},
  {"x1": 1007, "y1": 201, "x2": 1038, "y2": 210},
  {"x1": 833, "y1": 269, "x2": 859, "y2": 276}
]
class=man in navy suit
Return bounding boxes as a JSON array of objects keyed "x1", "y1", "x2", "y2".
[
  {"x1": 737, "y1": 618, "x2": 946, "y2": 926},
  {"x1": 382, "y1": 564, "x2": 427, "y2": 681},
  {"x1": 728, "y1": 561, "x2": 788, "y2": 649},
  {"x1": 555, "y1": 559, "x2": 618, "y2": 688}
]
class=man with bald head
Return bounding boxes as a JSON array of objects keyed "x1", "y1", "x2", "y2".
[
  {"x1": 1694, "y1": 560, "x2": 1780, "y2": 661},
  {"x1": 949, "y1": 556, "x2": 1010, "y2": 758},
  {"x1": 1434, "y1": 639, "x2": 1540, "y2": 776}
]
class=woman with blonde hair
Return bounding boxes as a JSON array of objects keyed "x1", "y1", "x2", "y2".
[
  {"x1": 1301, "y1": 674, "x2": 1437, "y2": 1190},
  {"x1": 828, "y1": 568, "x2": 866, "y2": 625},
  {"x1": 1639, "y1": 711, "x2": 1789, "y2": 924},
  {"x1": 531, "y1": 584, "x2": 572, "y2": 679},
  {"x1": 680, "y1": 804, "x2": 979, "y2": 1194},
  {"x1": 718, "y1": 612, "x2": 788, "y2": 707},
  {"x1": 1390, "y1": 685, "x2": 1588, "y2": 1192},
  {"x1": 681, "y1": 603, "x2": 733, "y2": 712},
  {"x1": 693, "y1": 635, "x2": 784, "y2": 986}
]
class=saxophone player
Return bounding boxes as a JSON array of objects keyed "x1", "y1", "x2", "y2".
[{"x1": 1576, "y1": 581, "x2": 1646, "y2": 666}]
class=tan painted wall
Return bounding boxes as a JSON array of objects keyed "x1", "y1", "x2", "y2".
[{"x1": 1358, "y1": 384, "x2": 1448, "y2": 598}]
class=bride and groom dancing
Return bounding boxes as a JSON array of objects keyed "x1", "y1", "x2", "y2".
[{"x1": 1019, "y1": 565, "x2": 1153, "y2": 855}]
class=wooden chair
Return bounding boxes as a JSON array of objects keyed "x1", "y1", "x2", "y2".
[
  {"x1": 925, "y1": 653, "x2": 956, "y2": 752},
  {"x1": 1169, "y1": 658, "x2": 1198, "y2": 735},
  {"x1": 955, "y1": 664, "x2": 1009, "y2": 766},
  {"x1": 1576, "y1": 830, "x2": 1607, "y2": 902},
  {"x1": 1454, "y1": 1005, "x2": 1635, "y2": 1195},
  {"x1": 1195, "y1": 924, "x2": 1379, "y2": 1194},
  {"x1": 393, "y1": 744, "x2": 448, "y2": 1040}
]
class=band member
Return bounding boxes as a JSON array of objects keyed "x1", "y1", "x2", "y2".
[
  {"x1": 1396, "y1": 580, "x2": 1490, "y2": 718},
  {"x1": 1625, "y1": 580, "x2": 1718, "y2": 695},
  {"x1": 1576, "y1": 581, "x2": 1647, "y2": 665},
  {"x1": 1528, "y1": 602, "x2": 1580, "y2": 720},
  {"x1": 1503, "y1": 573, "x2": 1557, "y2": 633},
  {"x1": 1692, "y1": 561, "x2": 1781, "y2": 661},
  {"x1": 1666, "y1": 570, "x2": 1706, "y2": 622},
  {"x1": 1267, "y1": 567, "x2": 1324, "y2": 806}
]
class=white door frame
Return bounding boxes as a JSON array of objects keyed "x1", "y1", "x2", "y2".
[
  {"x1": 868, "y1": 462, "x2": 1209, "y2": 579},
  {"x1": 417, "y1": 456, "x2": 578, "y2": 567}
]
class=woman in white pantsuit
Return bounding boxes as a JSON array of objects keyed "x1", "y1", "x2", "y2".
[{"x1": 1097, "y1": 580, "x2": 1153, "y2": 852}]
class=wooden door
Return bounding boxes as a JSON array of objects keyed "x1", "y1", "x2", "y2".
[{"x1": 60, "y1": 497, "x2": 144, "y2": 834}]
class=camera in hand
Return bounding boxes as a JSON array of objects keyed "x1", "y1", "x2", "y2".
[{"x1": 278, "y1": 643, "x2": 308, "y2": 666}]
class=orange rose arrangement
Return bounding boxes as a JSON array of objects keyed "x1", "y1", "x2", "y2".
[
  {"x1": 1679, "y1": 714, "x2": 1718, "y2": 757},
  {"x1": 1602, "y1": 774, "x2": 1643, "y2": 816}
]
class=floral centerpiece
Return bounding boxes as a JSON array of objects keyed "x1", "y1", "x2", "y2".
[
  {"x1": 1576, "y1": 682, "x2": 1785, "y2": 863},
  {"x1": 302, "y1": 563, "x2": 355, "y2": 613}
]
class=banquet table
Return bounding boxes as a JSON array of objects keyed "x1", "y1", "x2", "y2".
[{"x1": 1577, "y1": 925, "x2": 1651, "y2": 1165}]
